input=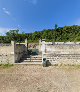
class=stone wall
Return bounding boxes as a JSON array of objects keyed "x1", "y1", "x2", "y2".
[
  {"x1": 43, "y1": 53, "x2": 80, "y2": 65},
  {"x1": 0, "y1": 42, "x2": 15, "y2": 64},
  {"x1": 0, "y1": 39, "x2": 27, "y2": 64},
  {"x1": 41, "y1": 40, "x2": 80, "y2": 65},
  {"x1": 46, "y1": 44, "x2": 80, "y2": 54}
]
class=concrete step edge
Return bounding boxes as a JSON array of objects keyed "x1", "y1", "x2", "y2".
[{"x1": 23, "y1": 60, "x2": 42, "y2": 62}]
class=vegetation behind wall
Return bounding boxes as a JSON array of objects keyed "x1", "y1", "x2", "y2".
[{"x1": 1, "y1": 25, "x2": 80, "y2": 43}]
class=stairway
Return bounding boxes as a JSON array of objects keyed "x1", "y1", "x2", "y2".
[{"x1": 19, "y1": 54, "x2": 42, "y2": 65}]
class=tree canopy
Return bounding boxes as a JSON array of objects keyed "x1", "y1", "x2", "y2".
[{"x1": 1, "y1": 25, "x2": 80, "y2": 43}]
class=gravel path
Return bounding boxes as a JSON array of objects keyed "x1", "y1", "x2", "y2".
[{"x1": 0, "y1": 65, "x2": 80, "y2": 92}]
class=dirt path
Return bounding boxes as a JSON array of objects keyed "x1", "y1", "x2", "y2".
[{"x1": 0, "y1": 65, "x2": 80, "y2": 92}]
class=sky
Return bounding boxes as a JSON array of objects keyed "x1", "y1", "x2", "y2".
[{"x1": 0, "y1": 0, "x2": 80, "y2": 35}]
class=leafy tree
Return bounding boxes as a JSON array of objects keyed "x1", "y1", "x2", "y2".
[{"x1": 6, "y1": 30, "x2": 19, "y2": 41}]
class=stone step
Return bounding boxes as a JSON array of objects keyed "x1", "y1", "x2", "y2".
[
  {"x1": 21, "y1": 54, "x2": 42, "y2": 63},
  {"x1": 32, "y1": 56, "x2": 42, "y2": 57},
  {"x1": 23, "y1": 55, "x2": 42, "y2": 57},
  {"x1": 23, "y1": 56, "x2": 42, "y2": 58},
  {"x1": 22, "y1": 58, "x2": 42, "y2": 60},
  {"x1": 15, "y1": 62, "x2": 42, "y2": 65},
  {"x1": 23, "y1": 59, "x2": 42, "y2": 62},
  {"x1": 22, "y1": 57, "x2": 42, "y2": 60}
]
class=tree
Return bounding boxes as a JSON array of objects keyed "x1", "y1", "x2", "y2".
[
  {"x1": 1, "y1": 25, "x2": 80, "y2": 43},
  {"x1": 54, "y1": 24, "x2": 58, "y2": 42},
  {"x1": 6, "y1": 30, "x2": 19, "y2": 41},
  {"x1": 55, "y1": 24, "x2": 58, "y2": 30}
]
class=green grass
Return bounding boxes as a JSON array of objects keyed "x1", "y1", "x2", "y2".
[
  {"x1": 57, "y1": 64, "x2": 80, "y2": 69},
  {"x1": 53, "y1": 63, "x2": 80, "y2": 69},
  {"x1": 72, "y1": 65, "x2": 80, "y2": 69},
  {"x1": 0, "y1": 64, "x2": 14, "y2": 68}
]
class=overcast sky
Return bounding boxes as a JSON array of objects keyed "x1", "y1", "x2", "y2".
[{"x1": 0, "y1": 0, "x2": 80, "y2": 35}]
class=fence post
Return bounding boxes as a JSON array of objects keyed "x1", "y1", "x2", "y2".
[
  {"x1": 25, "y1": 38, "x2": 28, "y2": 54},
  {"x1": 11, "y1": 40, "x2": 16, "y2": 63},
  {"x1": 30, "y1": 55, "x2": 31, "y2": 62},
  {"x1": 39, "y1": 39, "x2": 42, "y2": 52},
  {"x1": 41, "y1": 39, "x2": 46, "y2": 64}
]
